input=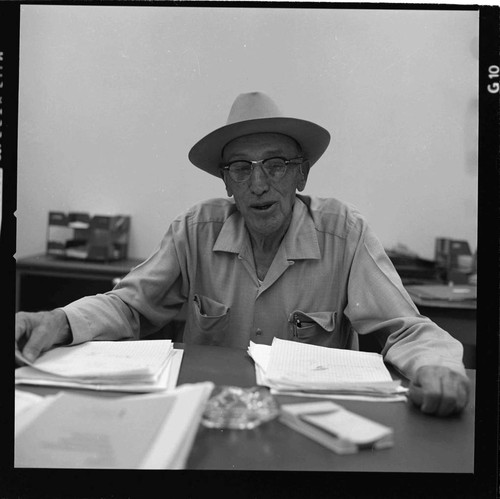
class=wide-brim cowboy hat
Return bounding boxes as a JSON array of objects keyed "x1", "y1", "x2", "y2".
[{"x1": 188, "y1": 92, "x2": 331, "y2": 178}]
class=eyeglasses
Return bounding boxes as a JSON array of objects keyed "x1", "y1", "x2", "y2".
[{"x1": 220, "y1": 156, "x2": 304, "y2": 183}]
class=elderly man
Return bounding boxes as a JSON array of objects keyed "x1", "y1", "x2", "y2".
[{"x1": 16, "y1": 92, "x2": 470, "y2": 416}]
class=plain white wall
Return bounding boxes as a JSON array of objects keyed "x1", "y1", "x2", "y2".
[{"x1": 17, "y1": 6, "x2": 478, "y2": 261}]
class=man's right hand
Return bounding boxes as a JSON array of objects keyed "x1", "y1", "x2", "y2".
[{"x1": 15, "y1": 309, "x2": 72, "y2": 364}]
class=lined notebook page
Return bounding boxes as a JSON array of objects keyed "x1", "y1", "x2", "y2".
[{"x1": 266, "y1": 338, "x2": 393, "y2": 386}]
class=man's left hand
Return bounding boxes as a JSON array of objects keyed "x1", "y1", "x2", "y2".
[{"x1": 408, "y1": 365, "x2": 470, "y2": 417}]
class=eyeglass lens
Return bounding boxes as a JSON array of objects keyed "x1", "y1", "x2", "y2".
[{"x1": 228, "y1": 158, "x2": 290, "y2": 182}]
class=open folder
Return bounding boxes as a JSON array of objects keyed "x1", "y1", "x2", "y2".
[
  {"x1": 15, "y1": 340, "x2": 182, "y2": 392},
  {"x1": 15, "y1": 382, "x2": 214, "y2": 469}
]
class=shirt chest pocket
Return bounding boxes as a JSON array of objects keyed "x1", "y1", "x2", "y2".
[
  {"x1": 189, "y1": 293, "x2": 230, "y2": 346},
  {"x1": 288, "y1": 310, "x2": 337, "y2": 346}
]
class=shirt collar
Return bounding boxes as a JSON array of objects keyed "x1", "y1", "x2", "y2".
[
  {"x1": 212, "y1": 207, "x2": 250, "y2": 256},
  {"x1": 213, "y1": 196, "x2": 321, "y2": 261}
]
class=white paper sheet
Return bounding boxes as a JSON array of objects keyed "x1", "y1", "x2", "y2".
[
  {"x1": 16, "y1": 340, "x2": 173, "y2": 381},
  {"x1": 14, "y1": 382, "x2": 214, "y2": 469},
  {"x1": 248, "y1": 340, "x2": 407, "y2": 401},
  {"x1": 270, "y1": 388, "x2": 408, "y2": 403},
  {"x1": 15, "y1": 390, "x2": 45, "y2": 417},
  {"x1": 267, "y1": 338, "x2": 393, "y2": 385},
  {"x1": 15, "y1": 392, "x2": 61, "y2": 436},
  {"x1": 302, "y1": 408, "x2": 393, "y2": 445},
  {"x1": 16, "y1": 346, "x2": 183, "y2": 393}
]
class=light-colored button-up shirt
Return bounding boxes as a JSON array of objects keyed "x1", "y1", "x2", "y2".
[{"x1": 63, "y1": 195, "x2": 466, "y2": 380}]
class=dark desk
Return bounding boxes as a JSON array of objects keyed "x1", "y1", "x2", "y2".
[
  {"x1": 16, "y1": 253, "x2": 144, "y2": 312},
  {"x1": 18, "y1": 343, "x2": 475, "y2": 473},
  {"x1": 179, "y1": 344, "x2": 475, "y2": 472}
]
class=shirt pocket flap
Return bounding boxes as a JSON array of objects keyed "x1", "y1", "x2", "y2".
[
  {"x1": 292, "y1": 310, "x2": 337, "y2": 332},
  {"x1": 193, "y1": 294, "x2": 229, "y2": 318}
]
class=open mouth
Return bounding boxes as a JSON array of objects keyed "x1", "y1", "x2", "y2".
[{"x1": 252, "y1": 202, "x2": 275, "y2": 211}]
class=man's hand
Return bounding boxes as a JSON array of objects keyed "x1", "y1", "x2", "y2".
[
  {"x1": 15, "y1": 309, "x2": 72, "y2": 364},
  {"x1": 408, "y1": 365, "x2": 470, "y2": 417}
]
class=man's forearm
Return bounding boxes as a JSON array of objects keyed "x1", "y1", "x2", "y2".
[
  {"x1": 380, "y1": 318, "x2": 466, "y2": 381},
  {"x1": 62, "y1": 293, "x2": 140, "y2": 344}
]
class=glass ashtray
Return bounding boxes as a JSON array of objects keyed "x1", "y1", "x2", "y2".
[{"x1": 201, "y1": 385, "x2": 279, "y2": 430}]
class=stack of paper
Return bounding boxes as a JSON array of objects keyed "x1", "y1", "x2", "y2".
[
  {"x1": 15, "y1": 382, "x2": 214, "y2": 469},
  {"x1": 15, "y1": 340, "x2": 182, "y2": 392},
  {"x1": 280, "y1": 401, "x2": 394, "y2": 454},
  {"x1": 248, "y1": 338, "x2": 407, "y2": 401}
]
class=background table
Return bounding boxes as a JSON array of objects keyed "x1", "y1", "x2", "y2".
[
  {"x1": 405, "y1": 285, "x2": 476, "y2": 369},
  {"x1": 16, "y1": 254, "x2": 144, "y2": 312},
  {"x1": 15, "y1": 253, "x2": 185, "y2": 340}
]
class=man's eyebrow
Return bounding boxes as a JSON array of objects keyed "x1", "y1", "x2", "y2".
[{"x1": 224, "y1": 148, "x2": 291, "y2": 161}]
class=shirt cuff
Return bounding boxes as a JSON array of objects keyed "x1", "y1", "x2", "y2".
[
  {"x1": 60, "y1": 301, "x2": 95, "y2": 346},
  {"x1": 403, "y1": 355, "x2": 468, "y2": 381}
]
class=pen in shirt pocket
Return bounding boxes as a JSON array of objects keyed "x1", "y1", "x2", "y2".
[{"x1": 293, "y1": 314, "x2": 315, "y2": 328}]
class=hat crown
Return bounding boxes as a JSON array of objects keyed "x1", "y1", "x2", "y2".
[
  {"x1": 189, "y1": 91, "x2": 331, "y2": 177},
  {"x1": 226, "y1": 92, "x2": 283, "y2": 125}
]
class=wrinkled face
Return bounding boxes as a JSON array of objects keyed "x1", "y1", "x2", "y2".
[{"x1": 222, "y1": 133, "x2": 308, "y2": 239}]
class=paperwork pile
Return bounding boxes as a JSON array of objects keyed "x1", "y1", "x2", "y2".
[
  {"x1": 15, "y1": 340, "x2": 182, "y2": 392},
  {"x1": 248, "y1": 338, "x2": 407, "y2": 401},
  {"x1": 15, "y1": 382, "x2": 214, "y2": 469}
]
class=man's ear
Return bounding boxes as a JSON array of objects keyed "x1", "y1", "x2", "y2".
[
  {"x1": 221, "y1": 173, "x2": 234, "y2": 197},
  {"x1": 297, "y1": 161, "x2": 310, "y2": 192}
]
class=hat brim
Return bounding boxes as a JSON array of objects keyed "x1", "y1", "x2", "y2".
[{"x1": 188, "y1": 117, "x2": 331, "y2": 178}]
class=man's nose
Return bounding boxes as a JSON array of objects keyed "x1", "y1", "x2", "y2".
[{"x1": 249, "y1": 164, "x2": 270, "y2": 195}]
